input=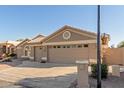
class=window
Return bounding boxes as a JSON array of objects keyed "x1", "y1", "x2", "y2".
[
  {"x1": 24, "y1": 46, "x2": 31, "y2": 56},
  {"x1": 63, "y1": 31, "x2": 71, "y2": 40},
  {"x1": 63, "y1": 46, "x2": 66, "y2": 48},
  {"x1": 57, "y1": 46, "x2": 61, "y2": 48},
  {"x1": 84, "y1": 44, "x2": 88, "y2": 48},
  {"x1": 53, "y1": 46, "x2": 56, "y2": 48},
  {"x1": 67, "y1": 45, "x2": 70, "y2": 48},
  {"x1": 48, "y1": 46, "x2": 52, "y2": 49},
  {"x1": 72, "y1": 45, "x2": 76, "y2": 48},
  {"x1": 78, "y1": 45, "x2": 82, "y2": 48}
]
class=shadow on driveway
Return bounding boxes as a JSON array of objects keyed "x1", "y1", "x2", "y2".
[{"x1": 15, "y1": 72, "x2": 77, "y2": 88}]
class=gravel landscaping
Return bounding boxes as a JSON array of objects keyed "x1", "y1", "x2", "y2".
[
  {"x1": 70, "y1": 72, "x2": 124, "y2": 88},
  {"x1": 2, "y1": 73, "x2": 124, "y2": 88},
  {"x1": 15, "y1": 72, "x2": 124, "y2": 88},
  {"x1": 89, "y1": 72, "x2": 124, "y2": 88}
]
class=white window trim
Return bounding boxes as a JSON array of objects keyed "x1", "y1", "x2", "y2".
[{"x1": 24, "y1": 45, "x2": 31, "y2": 57}]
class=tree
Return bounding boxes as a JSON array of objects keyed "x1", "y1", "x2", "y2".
[
  {"x1": 117, "y1": 41, "x2": 124, "y2": 48},
  {"x1": 16, "y1": 39, "x2": 24, "y2": 42}
]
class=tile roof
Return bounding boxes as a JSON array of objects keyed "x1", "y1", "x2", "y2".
[
  {"x1": 16, "y1": 39, "x2": 30, "y2": 47},
  {"x1": 28, "y1": 34, "x2": 45, "y2": 44},
  {"x1": 0, "y1": 41, "x2": 21, "y2": 46}
]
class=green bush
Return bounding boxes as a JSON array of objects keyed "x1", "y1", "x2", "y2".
[
  {"x1": 91, "y1": 64, "x2": 108, "y2": 79},
  {"x1": 3, "y1": 58, "x2": 12, "y2": 62},
  {"x1": 4, "y1": 53, "x2": 9, "y2": 57}
]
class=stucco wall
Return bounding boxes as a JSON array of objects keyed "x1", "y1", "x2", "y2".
[
  {"x1": 46, "y1": 30, "x2": 95, "y2": 43},
  {"x1": 16, "y1": 47, "x2": 23, "y2": 58},
  {"x1": 88, "y1": 43, "x2": 97, "y2": 59},
  {"x1": 103, "y1": 48, "x2": 124, "y2": 65},
  {"x1": 16, "y1": 42, "x2": 28, "y2": 58},
  {"x1": 30, "y1": 46, "x2": 34, "y2": 58},
  {"x1": 48, "y1": 43, "x2": 97, "y2": 64}
]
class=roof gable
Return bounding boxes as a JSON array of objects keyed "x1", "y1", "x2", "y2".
[
  {"x1": 43, "y1": 25, "x2": 97, "y2": 43},
  {"x1": 32, "y1": 34, "x2": 44, "y2": 40},
  {"x1": 16, "y1": 39, "x2": 30, "y2": 47},
  {"x1": 28, "y1": 34, "x2": 45, "y2": 44}
]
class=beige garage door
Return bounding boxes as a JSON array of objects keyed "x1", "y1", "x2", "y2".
[
  {"x1": 35, "y1": 46, "x2": 43, "y2": 62},
  {"x1": 49, "y1": 45, "x2": 89, "y2": 63}
]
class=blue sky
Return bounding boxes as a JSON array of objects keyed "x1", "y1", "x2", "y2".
[{"x1": 0, "y1": 5, "x2": 123, "y2": 46}]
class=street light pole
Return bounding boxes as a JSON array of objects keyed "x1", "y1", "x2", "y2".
[{"x1": 97, "y1": 5, "x2": 101, "y2": 88}]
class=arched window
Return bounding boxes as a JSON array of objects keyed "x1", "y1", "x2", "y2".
[{"x1": 24, "y1": 46, "x2": 31, "y2": 57}]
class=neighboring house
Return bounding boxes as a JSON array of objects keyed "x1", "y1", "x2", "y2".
[
  {"x1": 0, "y1": 41, "x2": 21, "y2": 55},
  {"x1": 16, "y1": 39, "x2": 30, "y2": 58},
  {"x1": 16, "y1": 35, "x2": 45, "y2": 61},
  {"x1": 26, "y1": 34, "x2": 45, "y2": 61}
]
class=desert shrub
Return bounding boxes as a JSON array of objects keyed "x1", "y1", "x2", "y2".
[
  {"x1": 91, "y1": 64, "x2": 108, "y2": 79},
  {"x1": 8, "y1": 53, "x2": 16, "y2": 57},
  {"x1": 2, "y1": 53, "x2": 8, "y2": 58},
  {"x1": 3, "y1": 58, "x2": 12, "y2": 62}
]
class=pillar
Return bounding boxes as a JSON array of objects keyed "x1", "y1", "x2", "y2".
[{"x1": 76, "y1": 60, "x2": 89, "y2": 88}]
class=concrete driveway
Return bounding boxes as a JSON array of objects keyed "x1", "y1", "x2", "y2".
[{"x1": 0, "y1": 61, "x2": 77, "y2": 88}]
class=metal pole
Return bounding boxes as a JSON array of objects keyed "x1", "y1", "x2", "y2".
[{"x1": 97, "y1": 5, "x2": 101, "y2": 88}]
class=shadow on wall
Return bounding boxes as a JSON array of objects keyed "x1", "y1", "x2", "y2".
[{"x1": 15, "y1": 73, "x2": 77, "y2": 88}]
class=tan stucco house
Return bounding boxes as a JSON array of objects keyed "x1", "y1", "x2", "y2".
[
  {"x1": 26, "y1": 34, "x2": 45, "y2": 61},
  {"x1": 16, "y1": 25, "x2": 109, "y2": 64}
]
